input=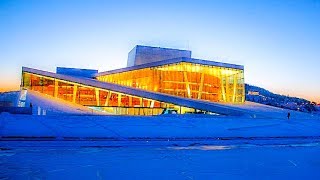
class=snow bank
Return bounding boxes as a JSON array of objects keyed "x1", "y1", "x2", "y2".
[
  {"x1": 1, "y1": 90, "x2": 319, "y2": 140},
  {"x1": 1, "y1": 113, "x2": 320, "y2": 139}
]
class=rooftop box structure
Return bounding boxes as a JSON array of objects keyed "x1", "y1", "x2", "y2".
[{"x1": 127, "y1": 45, "x2": 192, "y2": 67}]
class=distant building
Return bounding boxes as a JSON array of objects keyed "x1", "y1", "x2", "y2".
[
  {"x1": 248, "y1": 91, "x2": 259, "y2": 95},
  {"x1": 21, "y1": 45, "x2": 245, "y2": 116},
  {"x1": 0, "y1": 92, "x2": 17, "y2": 107}
]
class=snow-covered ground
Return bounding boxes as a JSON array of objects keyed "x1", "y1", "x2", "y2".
[
  {"x1": 1, "y1": 114, "x2": 320, "y2": 140},
  {"x1": 1, "y1": 144, "x2": 320, "y2": 179},
  {"x1": 1, "y1": 91, "x2": 320, "y2": 179},
  {"x1": 1, "y1": 90, "x2": 319, "y2": 140}
]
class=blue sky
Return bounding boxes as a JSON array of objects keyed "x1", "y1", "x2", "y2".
[{"x1": 0, "y1": 0, "x2": 319, "y2": 102}]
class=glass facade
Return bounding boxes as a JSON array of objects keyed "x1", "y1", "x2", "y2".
[
  {"x1": 22, "y1": 72, "x2": 210, "y2": 116},
  {"x1": 97, "y1": 62, "x2": 245, "y2": 103}
]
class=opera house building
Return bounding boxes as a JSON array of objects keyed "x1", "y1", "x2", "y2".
[{"x1": 21, "y1": 45, "x2": 245, "y2": 116}]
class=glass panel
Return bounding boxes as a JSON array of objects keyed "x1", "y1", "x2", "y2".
[{"x1": 96, "y1": 62, "x2": 245, "y2": 103}]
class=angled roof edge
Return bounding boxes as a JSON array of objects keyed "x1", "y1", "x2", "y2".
[
  {"x1": 22, "y1": 66, "x2": 246, "y2": 116},
  {"x1": 134, "y1": 45, "x2": 192, "y2": 52},
  {"x1": 96, "y1": 57, "x2": 244, "y2": 77}
]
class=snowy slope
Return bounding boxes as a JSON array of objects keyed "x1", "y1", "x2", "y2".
[
  {"x1": 1, "y1": 90, "x2": 319, "y2": 140},
  {"x1": 24, "y1": 91, "x2": 103, "y2": 115},
  {"x1": 219, "y1": 101, "x2": 320, "y2": 119},
  {"x1": 2, "y1": 92, "x2": 320, "y2": 180},
  {"x1": 1, "y1": 113, "x2": 320, "y2": 140},
  {"x1": 23, "y1": 90, "x2": 320, "y2": 119}
]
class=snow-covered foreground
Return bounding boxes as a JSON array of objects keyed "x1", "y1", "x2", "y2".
[
  {"x1": 1, "y1": 113, "x2": 320, "y2": 179},
  {"x1": 1, "y1": 113, "x2": 320, "y2": 140},
  {"x1": 1, "y1": 91, "x2": 320, "y2": 179},
  {"x1": 1, "y1": 143, "x2": 320, "y2": 179}
]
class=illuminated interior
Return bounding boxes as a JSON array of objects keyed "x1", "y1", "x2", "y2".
[
  {"x1": 97, "y1": 62, "x2": 245, "y2": 103},
  {"x1": 21, "y1": 72, "x2": 211, "y2": 116},
  {"x1": 20, "y1": 46, "x2": 245, "y2": 116}
]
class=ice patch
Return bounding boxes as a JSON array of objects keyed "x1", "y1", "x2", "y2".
[
  {"x1": 169, "y1": 145, "x2": 234, "y2": 151},
  {"x1": 0, "y1": 151, "x2": 15, "y2": 157}
]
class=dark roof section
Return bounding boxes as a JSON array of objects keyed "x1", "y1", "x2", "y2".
[
  {"x1": 23, "y1": 67, "x2": 246, "y2": 116},
  {"x1": 97, "y1": 57, "x2": 244, "y2": 77},
  {"x1": 135, "y1": 45, "x2": 191, "y2": 51}
]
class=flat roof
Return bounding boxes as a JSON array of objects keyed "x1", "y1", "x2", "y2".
[
  {"x1": 134, "y1": 45, "x2": 192, "y2": 52},
  {"x1": 97, "y1": 57, "x2": 244, "y2": 77}
]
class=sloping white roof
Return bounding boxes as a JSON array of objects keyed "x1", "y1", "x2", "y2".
[{"x1": 23, "y1": 67, "x2": 246, "y2": 116}]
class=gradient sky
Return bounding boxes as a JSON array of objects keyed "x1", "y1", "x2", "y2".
[{"x1": 0, "y1": 0, "x2": 319, "y2": 102}]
